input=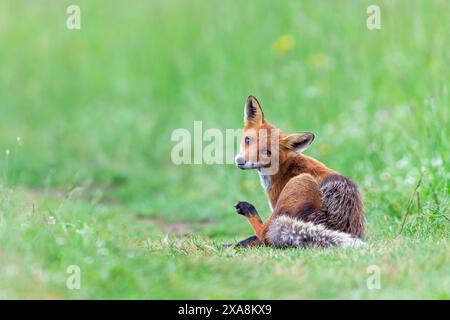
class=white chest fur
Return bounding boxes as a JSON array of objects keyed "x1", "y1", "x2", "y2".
[
  {"x1": 258, "y1": 172, "x2": 273, "y2": 211},
  {"x1": 258, "y1": 172, "x2": 272, "y2": 193}
]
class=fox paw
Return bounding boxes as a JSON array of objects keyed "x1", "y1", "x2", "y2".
[{"x1": 234, "y1": 201, "x2": 258, "y2": 216}]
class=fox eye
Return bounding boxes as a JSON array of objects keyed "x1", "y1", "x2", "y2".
[
  {"x1": 262, "y1": 149, "x2": 271, "y2": 156},
  {"x1": 244, "y1": 137, "x2": 251, "y2": 145}
]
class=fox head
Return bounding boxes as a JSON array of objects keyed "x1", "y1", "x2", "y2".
[{"x1": 234, "y1": 96, "x2": 315, "y2": 174}]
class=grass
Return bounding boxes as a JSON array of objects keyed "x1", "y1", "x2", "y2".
[{"x1": 0, "y1": 0, "x2": 449, "y2": 299}]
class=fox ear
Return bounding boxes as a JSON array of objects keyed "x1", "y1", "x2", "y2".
[
  {"x1": 283, "y1": 132, "x2": 315, "y2": 153},
  {"x1": 244, "y1": 96, "x2": 264, "y2": 127}
]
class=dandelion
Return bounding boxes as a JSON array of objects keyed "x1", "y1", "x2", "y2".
[
  {"x1": 17, "y1": 137, "x2": 22, "y2": 145},
  {"x1": 273, "y1": 35, "x2": 295, "y2": 56},
  {"x1": 5, "y1": 149, "x2": 10, "y2": 157}
]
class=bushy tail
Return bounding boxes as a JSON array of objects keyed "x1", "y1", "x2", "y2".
[{"x1": 266, "y1": 215, "x2": 365, "y2": 249}]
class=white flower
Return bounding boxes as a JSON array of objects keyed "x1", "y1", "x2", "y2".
[
  {"x1": 47, "y1": 216, "x2": 56, "y2": 225},
  {"x1": 17, "y1": 137, "x2": 22, "y2": 145},
  {"x1": 431, "y1": 157, "x2": 443, "y2": 168},
  {"x1": 405, "y1": 176, "x2": 416, "y2": 186},
  {"x1": 397, "y1": 157, "x2": 410, "y2": 169},
  {"x1": 5, "y1": 149, "x2": 10, "y2": 156}
]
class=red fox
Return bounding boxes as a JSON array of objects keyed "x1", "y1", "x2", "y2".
[{"x1": 232, "y1": 96, "x2": 365, "y2": 248}]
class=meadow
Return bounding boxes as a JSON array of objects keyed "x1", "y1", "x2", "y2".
[{"x1": 0, "y1": 0, "x2": 448, "y2": 299}]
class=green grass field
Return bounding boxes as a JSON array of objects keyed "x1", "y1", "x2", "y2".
[{"x1": 0, "y1": 0, "x2": 448, "y2": 299}]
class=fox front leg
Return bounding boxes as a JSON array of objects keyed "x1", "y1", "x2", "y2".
[
  {"x1": 222, "y1": 235, "x2": 259, "y2": 248},
  {"x1": 234, "y1": 201, "x2": 267, "y2": 244},
  {"x1": 233, "y1": 235, "x2": 259, "y2": 247},
  {"x1": 223, "y1": 201, "x2": 265, "y2": 248}
]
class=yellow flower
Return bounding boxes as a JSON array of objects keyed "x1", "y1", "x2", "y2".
[
  {"x1": 319, "y1": 144, "x2": 331, "y2": 155},
  {"x1": 273, "y1": 35, "x2": 295, "y2": 56}
]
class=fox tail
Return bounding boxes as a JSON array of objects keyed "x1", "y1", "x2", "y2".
[{"x1": 266, "y1": 215, "x2": 365, "y2": 249}]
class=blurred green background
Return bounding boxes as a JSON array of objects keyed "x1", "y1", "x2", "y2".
[{"x1": 0, "y1": 0, "x2": 448, "y2": 299}]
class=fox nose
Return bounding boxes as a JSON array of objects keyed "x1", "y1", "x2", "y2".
[{"x1": 235, "y1": 154, "x2": 245, "y2": 166}]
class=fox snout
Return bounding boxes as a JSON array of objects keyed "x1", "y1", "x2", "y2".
[
  {"x1": 234, "y1": 153, "x2": 262, "y2": 170},
  {"x1": 235, "y1": 154, "x2": 245, "y2": 167}
]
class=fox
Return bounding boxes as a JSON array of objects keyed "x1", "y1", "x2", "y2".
[{"x1": 231, "y1": 96, "x2": 365, "y2": 249}]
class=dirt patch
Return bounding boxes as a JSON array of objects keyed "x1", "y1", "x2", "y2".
[{"x1": 136, "y1": 215, "x2": 216, "y2": 236}]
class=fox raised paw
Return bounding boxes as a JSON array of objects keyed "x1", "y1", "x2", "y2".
[{"x1": 234, "y1": 201, "x2": 258, "y2": 216}]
